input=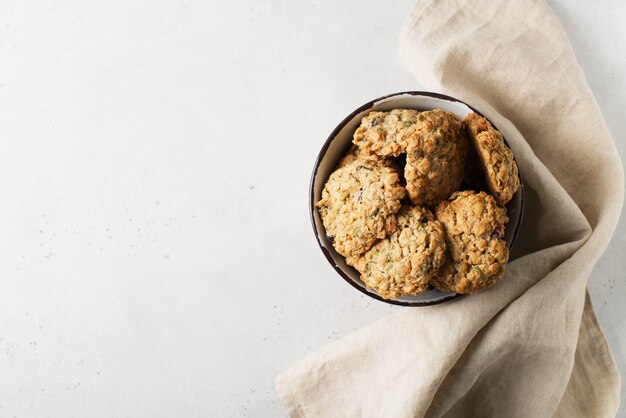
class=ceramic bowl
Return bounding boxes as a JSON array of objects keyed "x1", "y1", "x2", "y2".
[{"x1": 309, "y1": 91, "x2": 524, "y2": 306}]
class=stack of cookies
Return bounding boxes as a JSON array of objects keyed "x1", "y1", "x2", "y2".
[{"x1": 316, "y1": 109, "x2": 520, "y2": 299}]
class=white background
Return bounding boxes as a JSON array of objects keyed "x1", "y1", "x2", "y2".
[{"x1": 0, "y1": 1, "x2": 624, "y2": 417}]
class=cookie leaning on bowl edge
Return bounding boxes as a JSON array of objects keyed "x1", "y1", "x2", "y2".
[{"x1": 464, "y1": 113, "x2": 520, "y2": 205}]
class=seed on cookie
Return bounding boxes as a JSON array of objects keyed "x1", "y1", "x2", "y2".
[
  {"x1": 352, "y1": 109, "x2": 423, "y2": 157},
  {"x1": 349, "y1": 205, "x2": 447, "y2": 299},
  {"x1": 316, "y1": 159, "x2": 405, "y2": 259},
  {"x1": 433, "y1": 190, "x2": 509, "y2": 294},
  {"x1": 464, "y1": 113, "x2": 520, "y2": 205},
  {"x1": 404, "y1": 109, "x2": 467, "y2": 206}
]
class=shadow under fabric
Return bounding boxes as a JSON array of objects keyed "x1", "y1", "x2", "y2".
[{"x1": 276, "y1": 0, "x2": 624, "y2": 416}]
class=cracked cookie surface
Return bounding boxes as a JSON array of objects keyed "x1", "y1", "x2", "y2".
[
  {"x1": 316, "y1": 159, "x2": 405, "y2": 259},
  {"x1": 349, "y1": 205, "x2": 446, "y2": 299},
  {"x1": 404, "y1": 110, "x2": 466, "y2": 206},
  {"x1": 433, "y1": 190, "x2": 509, "y2": 294},
  {"x1": 464, "y1": 113, "x2": 520, "y2": 205}
]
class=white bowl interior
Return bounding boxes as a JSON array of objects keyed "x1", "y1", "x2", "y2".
[{"x1": 312, "y1": 93, "x2": 523, "y2": 305}]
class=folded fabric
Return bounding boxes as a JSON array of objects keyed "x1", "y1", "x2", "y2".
[{"x1": 276, "y1": 0, "x2": 623, "y2": 416}]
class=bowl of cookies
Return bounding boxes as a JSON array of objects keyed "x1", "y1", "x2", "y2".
[{"x1": 310, "y1": 91, "x2": 523, "y2": 306}]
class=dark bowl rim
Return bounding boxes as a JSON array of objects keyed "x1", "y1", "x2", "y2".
[{"x1": 309, "y1": 90, "x2": 524, "y2": 307}]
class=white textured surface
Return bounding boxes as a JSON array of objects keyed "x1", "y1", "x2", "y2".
[{"x1": 0, "y1": 1, "x2": 623, "y2": 417}]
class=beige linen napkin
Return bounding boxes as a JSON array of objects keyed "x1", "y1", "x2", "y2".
[{"x1": 276, "y1": 0, "x2": 624, "y2": 416}]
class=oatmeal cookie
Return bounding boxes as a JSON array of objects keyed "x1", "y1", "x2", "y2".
[
  {"x1": 433, "y1": 190, "x2": 509, "y2": 294},
  {"x1": 316, "y1": 159, "x2": 405, "y2": 259},
  {"x1": 352, "y1": 109, "x2": 423, "y2": 157},
  {"x1": 337, "y1": 145, "x2": 394, "y2": 170},
  {"x1": 464, "y1": 113, "x2": 520, "y2": 205},
  {"x1": 404, "y1": 110, "x2": 466, "y2": 206},
  {"x1": 349, "y1": 205, "x2": 446, "y2": 299}
]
